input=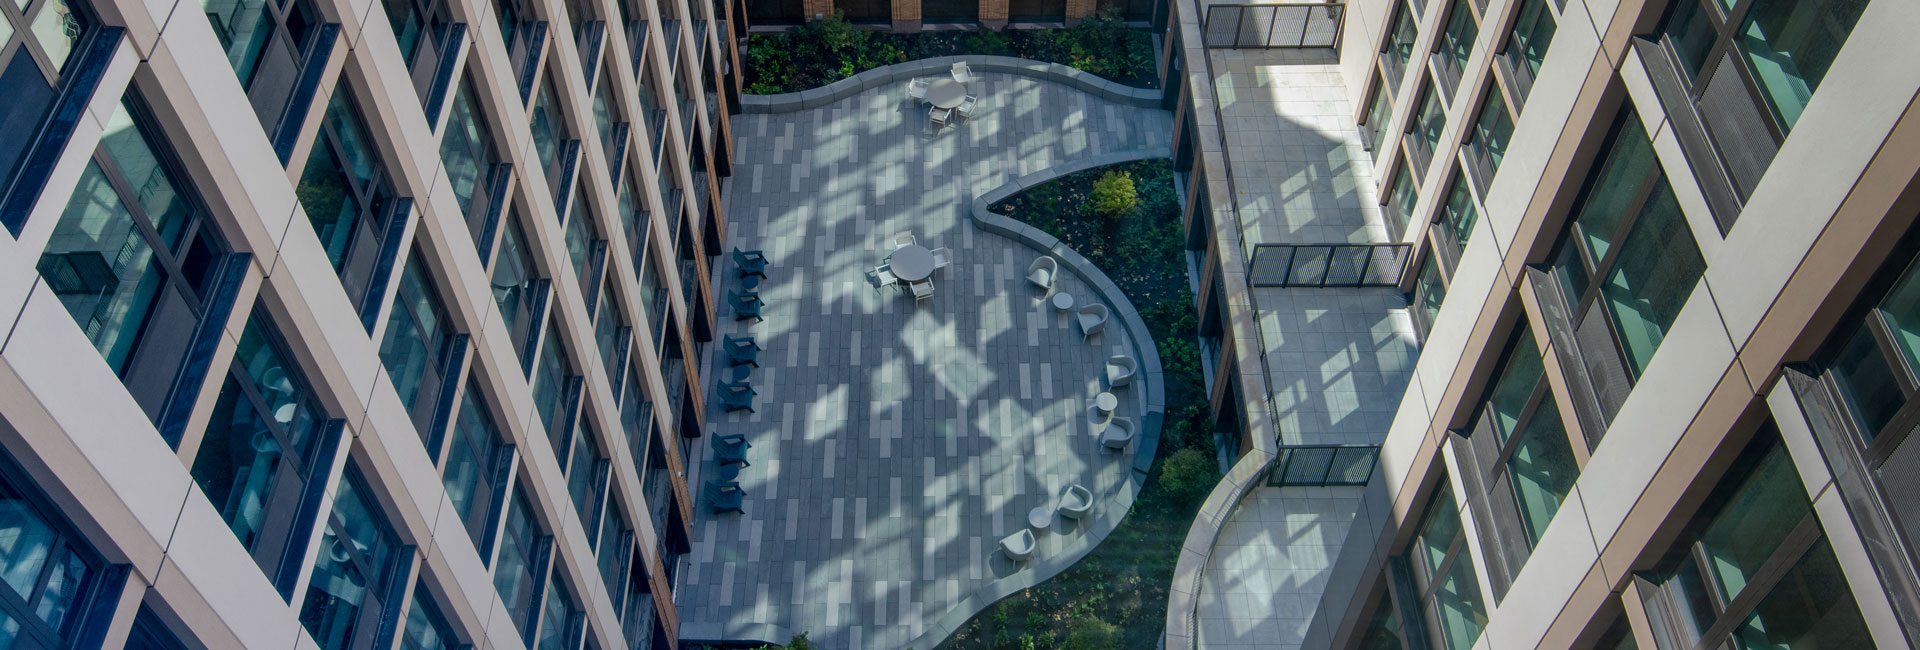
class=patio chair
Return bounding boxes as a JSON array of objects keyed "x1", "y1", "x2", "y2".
[
  {"x1": 733, "y1": 248, "x2": 768, "y2": 279},
  {"x1": 907, "y1": 77, "x2": 929, "y2": 101},
  {"x1": 929, "y1": 247, "x2": 952, "y2": 269},
  {"x1": 729, "y1": 290, "x2": 763, "y2": 321},
  {"x1": 872, "y1": 264, "x2": 900, "y2": 292},
  {"x1": 893, "y1": 231, "x2": 916, "y2": 249},
  {"x1": 719, "y1": 378, "x2": 756, "y2": 394},
  {"x1": 1056, "y1": 484, "x2": 1093, "y2": 520},
  {"x1": 706, "y1": 481, "x2": 745, "y2": 514},
  {"x1": 713, "y1": 431, "x2": 751, "y2": 461},
  {"x1": 1077, "y1": 304, "x2": 1110, "y2": 339},
  {"x1": 720, "y1": 385, "x2": 756, "y2": 413},
  {"x1": 911, "y1": 279, "x2": 934, "y2": 302},
  {"x1": 1106, "y1": 355, "x2": 1137, "y2": 388},
  {"x1": 1027, "y1": 256, "x2": 1057, "y2": 292},
  {"x1": 957, "y1": 96, "x2": 977, "y2": 119},
  {"x1": 930, "y1": 106, "x2": 952, "y2": 129},
  {"x1": 999, "y1": 529, "x2": 1035, "y2": 562},
  {"x1": 1101, "y1": 416, "x2": 1136, "y2": 451},
  {"x1": 952, "y1": 61, "x2": 974, "y2": 86},
  {"x1": 725, "y1": 335, "x2": 761, "y2": 367}
]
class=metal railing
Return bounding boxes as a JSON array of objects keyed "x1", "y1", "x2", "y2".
[
  {"x1": 1267, "y1": 444, "x2": 1379, "y2": 486},
  {"x1": 1203, "y1": 3, "x2": 1344, "y2": 49},
  {"x1": 1248, "y1": 243, "x2": 1409, "y2": 287}
]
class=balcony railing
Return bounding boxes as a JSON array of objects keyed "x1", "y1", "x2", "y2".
[
  {"x1": 1266, "y1": 445, "x2": 1379, "y2": 487},
  {"x1": 1248, "y1": 243, "x2": 1408, "y2": 287},
  {"x1": 1203, "y1": 3, "x2": 1344, "y2": 48}
]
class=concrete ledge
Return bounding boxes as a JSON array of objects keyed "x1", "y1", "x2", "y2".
[
  {"x1": 1164, "y1": 449, "x2": 1278, "y2": 650},
  {"x1": 742, "y1": 55, "x2": 1165, "y2": 113}
]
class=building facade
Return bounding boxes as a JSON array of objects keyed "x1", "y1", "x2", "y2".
[
  {"x1": 1163, "y1": 0, "x2": 1920, "y2": 647},
  {"x1": 0, "y1": 0, "x2": 738, "y2": 644}
]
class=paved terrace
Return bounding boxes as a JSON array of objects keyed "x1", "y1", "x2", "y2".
[
  {"x1": 680, "y1": 69, "x2": 1174, "y2": 649},
  {"x1": 1192, "y1": 48, "x2": 1417, "y2": 650}
]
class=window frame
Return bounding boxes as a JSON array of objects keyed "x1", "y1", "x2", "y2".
[
  {"x1": 382, "y1": 247, "x2": 461, "y2": 440},
  {"x1": 1429, "y1": 0, "x2": 1478, "y2": 103},
  {"x1": 297, "y1": 82, "x2": 408, "y2": 329},
  {"x1": 299, "y1": 461, "x2": 407, "y2": 650},
  {"x1": 0, "y1": 447, "x2": 111, "y2": 648},
  {"x1": 1493, "y1": 0, "x2": 1555, "y2": 110}
]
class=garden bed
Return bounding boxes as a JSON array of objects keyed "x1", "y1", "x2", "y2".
[
  {"x1": 743, "y1": 11, "x2": 1158, "y2": 94},
  {"x1": 934, "y1": 159, "x2": 1218, "y2": 650}
]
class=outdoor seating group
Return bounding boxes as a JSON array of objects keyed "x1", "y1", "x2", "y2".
[
  {"x1": 1000, "y1": 483, "x2": 1096, "y2": 563},
  {"x1": 872, "y1": 230, "x2": 951, "y2": 303},
  {"x1": 731, "y1": 248, "x2": 769, "y2": 322},
  {"x1": 909, "y1": 62, "x2": 981, "y2": 130}
]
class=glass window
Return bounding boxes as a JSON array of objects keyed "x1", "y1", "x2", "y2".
[
  {"x1": 299, "y1": 463, "x2": 401, "y2": 650},
  {"x1": 1432, "y1": 172, "x2": 1480, "y2": 270},
  {"x1": 491, "y1": 209, "x2": 544, "y2": 360},
  {"x1": 0, "y1": 452, "x2": 104, "y2": 645},
  {"x1": 620, "y1": 364, "x2": 653, "y2": 459},
  {"x1": 536, "y1": 572, "x2": 580, "y2": 650},
  {"x1": 530, "y1": 73, "x2": 572, "y2": 196},
  {"x1": 1414, "y1": 256, "x2": 1447, "y2": 332},
  {"x1": 1642, "y1": 428, "x2": 1872, "y2": 650},
  {"x1": 381, "y1": 249, "x2": 457, "y2": 438},
  {"x1": 297, "y1": 84, "x2": 399, "y2": 312},
  {"x1": 39, "y1": 95, "x2": 230, "y2": 423},
  {"x1": 565, "y1": 182, "x2": 604, "y2": 292},
  {"x1": 1467, "y1": 88, "x2": 1513, "y2": 181},
  {"x1": 1407, "y1": 83, "x2": 1446, "y2": 176},
  {"x1": 596, "y1": 495, "x2": 630, "y2": 611},
  {"x1": 441, "y1": 75, "x2": 501, "y2": 247},
  {"x1": 494, "y1": 0, "x2": 538, "y2": 87},
  {"x1": 566, "y1": 424, "x2": 607, "y2": 537},
  {"x1": 494, "y1": 487, "x2": 544, "y2": 634},
  {"x1": 126, "y1": 605, "x2": 190, "y2": 650},
  {"x1": 0, "y1": 0, "x2": 90, "y2": 201},
  {"x1": 534, "y1": 323, "x2": 576, "y2": 447},
  {"x1": 1433, "y1": 0, "x2": 1476, "y2": 99},
  {"x1": 593, "y1": 62, "x2": 618, "y2": 166},
  {"x1": 1499, "y1": 0, "x2": 1555, "y2": 104},
  {"x1": 192, "y1": 307, "x2": 328, "y2": 581},
  {"x1": 442, "y1": 377, "x2": 506, "y2": 552},
  {"x1": 400, "y1": 582, "x2": 459, "y2": 650},
  {"x1": 1735, "y1": 0, "x2": 1865, "y2": 130},
  {"x1": 202, "y1": 0, "x2": 323, "y2": 113},
  {"x1": 1407, "y1": 483, "x2": 1485, "y2": 650},
  {"x1": 1362, "y1": 72, "x2": 1395, "y2": 157},
  {"x1": 618, "y1": 171, "x2": 649, "y2": 267},
  {"x1": 595, "y1": 288, "x2": 626, "y2": 381},
  {"x1": 1381, "y1": 1, "x2": 1418, "y2": 90},
  {"x1": 1386, "y1": 158, "x2": 1420, "y2": 231}
]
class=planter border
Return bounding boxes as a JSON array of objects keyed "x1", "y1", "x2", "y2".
[{"x1": 739, "y1": 55, "x2": 1164, "y2": 113}]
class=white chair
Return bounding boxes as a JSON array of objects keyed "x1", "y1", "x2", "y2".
[
  {"x1": 1106, "y1": 355, "x2": 1137, "y2": 388},
  {"x1": 1057, "y1": 485, "x2": 1093, "y2": 520},
  {"x1": 911, "y1": 279, "x2": 934, "y2": 301},
  {"x1": 1077, "y1": 304, "x2": 1110, "y2": 339},
  {"x1": 929, "y1": 247, "x2": 952, "y2": 269},
  {"x1": 893, "y1": 231, "x2": 916, "y2": 248},
  {"x1": 1027, "y1": 256, "x2": 1057, "y2": 292},
  {"x1": 1000, "y1": 529, "x2": 1035, "y2": 561},
  {"x1": 956, "y1": 96, "x2": 978, "y2": 119},
  {"x1": 907, "y1": 77, "x2": 929, "y2": 100},
  {"x1": 951, "y1": 61, "x2": 974, "y2": 85},
  {"x1": 930, "y1": 106, "x2": 952, "y2": 128},
  {"x1": 873, "y1": 265, "x2": 899, "y2": 290},
  {"x1": 1101, "y1": 417, "x2": 1136, "y2": 451}
]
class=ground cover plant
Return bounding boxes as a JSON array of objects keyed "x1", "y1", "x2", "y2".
[
  {"x1": 743, "y1": 10, "x2": 1158, "y2": 94},
  {"x1": 929, "y1": 159, "x2": 1216, "y2": 649}
]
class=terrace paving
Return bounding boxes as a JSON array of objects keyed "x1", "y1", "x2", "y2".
[{"x1": 678, "y1": 72, "x2": 1173, "y2": 649}]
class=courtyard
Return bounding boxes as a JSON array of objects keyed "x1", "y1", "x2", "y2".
[{"x1": 677, "y1": 68, "x2": 1175, "y2": 648}]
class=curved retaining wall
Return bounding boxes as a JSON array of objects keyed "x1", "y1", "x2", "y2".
[
  {"x1": 739, "y1": 55, "x2": 1164, "y2": 113},
  {"x1": 887, "y1": 148, "x2": 1172, "y2": 650}
]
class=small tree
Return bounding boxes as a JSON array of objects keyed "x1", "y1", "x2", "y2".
[
  {"x1": 1089, "y1": 171, "x2": 1137, "y2": 217},
  {"x1": 1159, "y1": 447, "x2": 1219, "y2": 501},
  {"x1": 1064, "y1": 615, "x2": 1121, "y2": 650}
]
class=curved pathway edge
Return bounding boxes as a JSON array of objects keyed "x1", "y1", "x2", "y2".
[{"x1": 739, "y1": 55, "x2": 1164, "y2": 113}]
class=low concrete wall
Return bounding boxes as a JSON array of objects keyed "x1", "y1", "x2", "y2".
[{"x1": 739, "y1": 55, "x2": 1164, "y2": 113}]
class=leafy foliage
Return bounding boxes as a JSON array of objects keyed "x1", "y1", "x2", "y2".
[
  {"x1": 1088, "y1": 171, "x2": 1137, "y2": 218},
  {"x1": 1062, "y1": 614, "x2": 1121, "y2": 650},
  {"x1": 1158, "y1": 448, "x2": 1219, "y2": 502},
  {"x1": 743, "y1": 12, "x2": 1157, "y2": 94}
]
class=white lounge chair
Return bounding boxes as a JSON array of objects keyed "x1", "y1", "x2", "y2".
[
  {"x1": 1057, "y1": 485, "x2": 1093, "y2": 519},
  {"x1": 1027, "y1": 256, "x2": 1057, "y2": 292},
  {"x1": 929, "y1": 247, "x2": 952, "y2": 269},
  {"x1": 1077, "y1": 304, "x2": 1109, "y2": 339},
  {"x1": 1000, "y1": 529, "x2": 1035, "y2": 561},
  {"x1": 1101, "y1": 417, "x2": 1135, "y2": 451},
  {"x1": 907, "y1": 77, "x2": 929, "y2": 100},
  {"x1": 1106, "y1": 355, "x2": 1137, "y2": 388}
]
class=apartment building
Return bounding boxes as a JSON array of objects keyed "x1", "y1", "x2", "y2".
[
  {"x1": 0, "y1": 0, "x2": 737, "y2": 644},
  {"x1": 1164, "y1": 0, "x2": 1920, "y2": 647}
]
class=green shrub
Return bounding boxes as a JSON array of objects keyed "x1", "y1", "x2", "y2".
[
  {"x1": 810, "y1": 11, "x2": 862, "y2": 51},
  {"x1": 966, "y1": 28, "x2": 1012, "y2": 55},
  {"x1": 1063, "y1": 615, "x2": 1121, "y2": 650},
  {"x1": 1159, "y1": 448, "x2": 1219, "y2": 500},
  {"x1": 1158, "y1": 336, "x2": 1201, "y2": 384},
  {"x1": 1089, "y1": 171, "x2": 1137, "y2": 217}
]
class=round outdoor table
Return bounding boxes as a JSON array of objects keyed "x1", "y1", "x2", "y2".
[
  {"x1": 1028, "y1": 506, "x2": 1054, "y2": 531},
  {"x1": 1096, "y1": 392, "x2": 1118, "y2": 415},
  {"x1": 926, "y1": 79, "x2": 966, "y2": 109},
  {"x1": 1051, "y1": 292, "x2": 1074, "y2": 311},
  {"x1": 890, "y1": 245, "x2": 936, "y2": 282},
  {"x1": 730, "y1": 365, "x2": 753, "y2": 381},
  {"x1": 739, "y1": 274, "x2": 761, "y2": 291}
]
